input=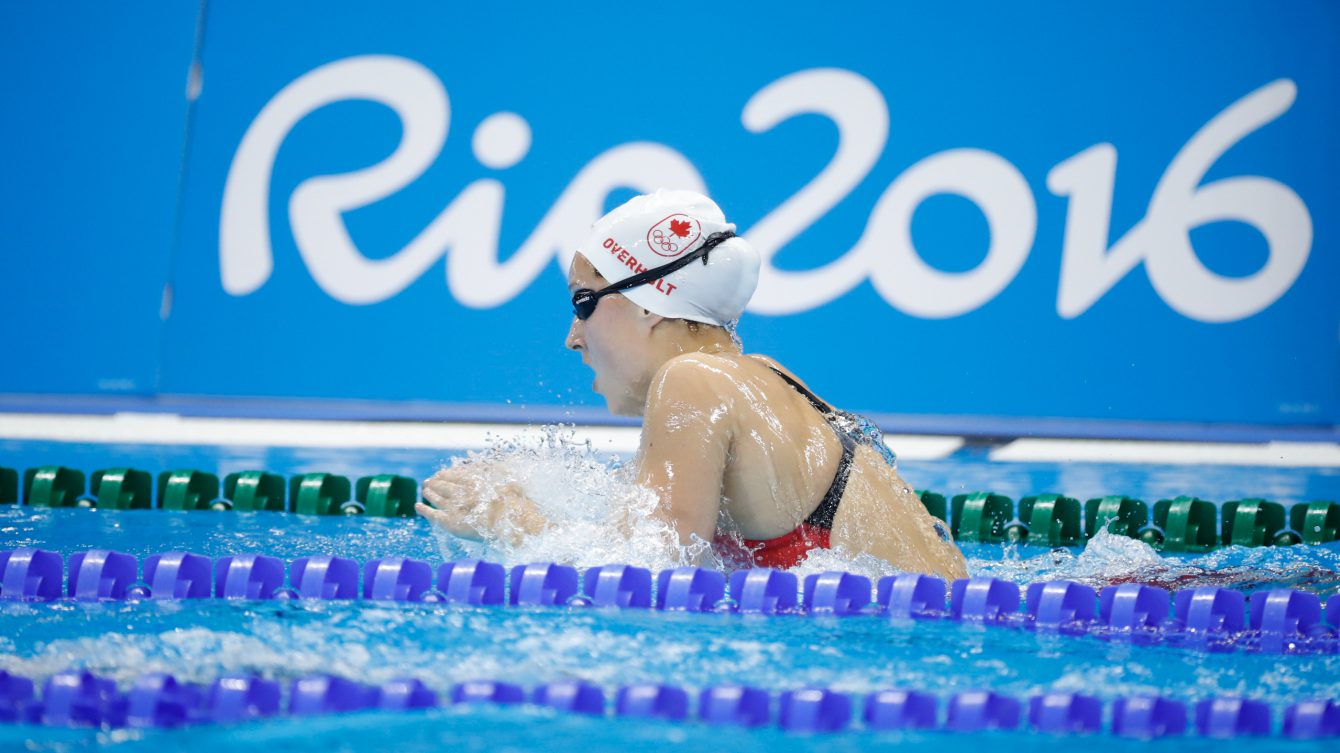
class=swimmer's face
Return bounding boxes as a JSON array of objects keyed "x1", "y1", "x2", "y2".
[{"x1": 565, "y1": 255, "x2": 659, "y2": 416}]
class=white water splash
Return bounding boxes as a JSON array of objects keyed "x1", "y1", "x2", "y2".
[
  {"x1": 972, "y1": 527, "x2": 1167, "y2": 586},
  {"x1": 788, "y1": 546, "x2": 902, "y2": 583},
  {"x1": 429, "y1": 426, "x2": 708, "y2": 571},
  {"x1": 971, "y1": 523, "x2": 1340, "y2": 592}
]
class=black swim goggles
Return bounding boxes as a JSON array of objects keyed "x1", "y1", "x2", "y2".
[{"x1": 570, "y1": 231, "x2": 735, "y2": 321}]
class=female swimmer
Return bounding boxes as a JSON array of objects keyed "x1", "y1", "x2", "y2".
[{"x1": 417, "y1": 190, "x2": 967, "y2": 580}]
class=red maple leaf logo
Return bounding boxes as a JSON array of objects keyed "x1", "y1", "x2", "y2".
[{"x1": 668, "y1": 218, "x2": 692, "y2": 238}]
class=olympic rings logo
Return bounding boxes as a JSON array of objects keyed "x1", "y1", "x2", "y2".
[
  {"x1": 646, "y1": 214, "x2": 700, "y2": 257},
  {"x1": 650, "y1": 229, "x2": 680, "y2": 255}
]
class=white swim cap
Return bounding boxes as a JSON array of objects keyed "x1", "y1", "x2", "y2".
[{"x1": 575, "y1": 189, "x2": 760, "y2": 327}]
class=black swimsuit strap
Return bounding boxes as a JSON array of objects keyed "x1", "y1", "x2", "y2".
[
  {"x1": 768, "y1": 367, "x2": 832, "y2": 415},
  {"x1": 767, "y1": 367, "x2": 856, "y2": 531}
]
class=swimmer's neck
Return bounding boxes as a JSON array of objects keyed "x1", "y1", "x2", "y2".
[
  {"x1": 647, "y1": 319, "x2": 741, "y2": 363},
  {"x1": 624, "y1": 320, "x2": 741, "y2": 418}
]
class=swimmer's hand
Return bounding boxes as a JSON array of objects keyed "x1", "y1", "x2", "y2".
[{"x1": 416, "y1": 467, "x2": 548, "y2": 545}]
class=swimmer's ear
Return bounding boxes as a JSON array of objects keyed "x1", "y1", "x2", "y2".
[{"x1": 638, "y1": 308, "x2": 666, "y2": 332}]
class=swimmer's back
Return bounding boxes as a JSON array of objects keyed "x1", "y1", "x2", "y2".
[{"x1": 647, "y1": 351, "x2": 967, "y2": 580}]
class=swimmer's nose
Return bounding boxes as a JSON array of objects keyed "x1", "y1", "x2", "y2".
[{"x1": 565, "y1": 316, "x2": 584, "y2": 352}]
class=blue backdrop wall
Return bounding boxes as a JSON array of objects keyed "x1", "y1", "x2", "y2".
[{"x1": 2, "y1": 1, "x2": 1337, "y2": 430}]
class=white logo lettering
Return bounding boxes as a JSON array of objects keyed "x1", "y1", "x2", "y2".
[
  {"x1": 221, "y1": 55, "x2": 704, "y2": 306},
  {"x1": 220, "y1": 58, "x2": 1312, "y2": 322},
  {"x1": 1047, "y1": 79, "x2": 1310, "y2": 322}
]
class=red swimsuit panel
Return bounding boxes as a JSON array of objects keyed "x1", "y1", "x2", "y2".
[
  {"x1": 742, "y1": 524, "x2": 832, "y2": 569},
  {"x1": 714, "y1": 524, "x2": 833, "y2": 570}
]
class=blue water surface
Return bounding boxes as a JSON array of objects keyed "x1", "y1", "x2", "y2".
[{"x1": 2, "y1": 438, "x2": 1339, "y2": 751}]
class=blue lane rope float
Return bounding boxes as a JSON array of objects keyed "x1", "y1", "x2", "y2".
[
  {"x1": 2, "y1": 464, "x2": 1338, "y2": 549},
  {"x1": 3, "y1": 548, "x2": 1338, "y2": 656},
  {"x1": 0, "y1": 668, "x2": 1335, "y2": 738}
]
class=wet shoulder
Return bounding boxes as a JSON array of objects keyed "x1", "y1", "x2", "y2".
[
  {"x1": 646, "y1": 352, "x2": 754, "y2": 414},
  {"x1": 652, "y1": 351, "x2": 741, "y2": 390},
  {"x1": 648, "y1": 351, "x2": 821, "y2": 413}
]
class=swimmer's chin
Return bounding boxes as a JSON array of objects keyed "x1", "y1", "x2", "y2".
[
  {"x1": 609, "y1": 404, "x2": 645, "y2": 418},
  {"x1": 597, "y1": 389, "x2": 645, "y2": 418}
]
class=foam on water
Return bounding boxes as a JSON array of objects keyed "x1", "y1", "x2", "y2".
[
  {"x1": 972, "y1": 526, "x2": 1340, "y2": 594},
  {"x1": 5, "y1": 596, "x2": 1338, "y2": 709},
  {"x1": 428, "y1": 426, "x2": 708, "y2": 571}
]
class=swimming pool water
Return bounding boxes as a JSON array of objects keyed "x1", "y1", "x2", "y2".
[{"x1": 2, "y1": 437, "x2": 1338, "y2": 751}]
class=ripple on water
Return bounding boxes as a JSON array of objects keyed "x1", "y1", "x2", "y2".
[{"x1": 969, "y1": 528, "x2": 1340, "y2": 593}]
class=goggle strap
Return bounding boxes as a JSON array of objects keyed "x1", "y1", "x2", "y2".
[{"x1": 601, "y1": 231, "x2": 735, "y2": 294}]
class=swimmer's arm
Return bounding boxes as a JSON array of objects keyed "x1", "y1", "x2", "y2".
[
  {"x1": 417, "y1": 468, "x2": 547, "y2": 545},
  {"x1": 634, "y1": 358, "x2": 732, "y2": 550}
]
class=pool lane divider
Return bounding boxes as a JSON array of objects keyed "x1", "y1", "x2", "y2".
[
  {"x1": 6, "y1": 467, "x2": 416, "y2": 516},
  {"x1": 919, "y1": 490, "x2": 1340, "y2": 549},
  {"x1": 3, "y1": 548, "x2": 1339, "y2": 655},
  {"x1": 5, "y1": 464, "x2": 1340, "y2": 550},
  {"x1": 0, "y1": 668, "x2": 1335, "y2": 739}
]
